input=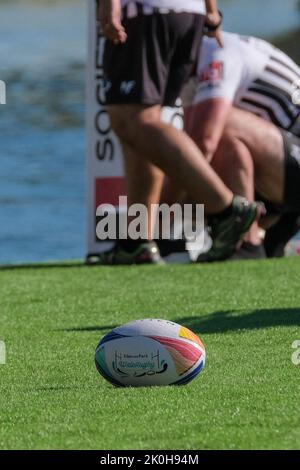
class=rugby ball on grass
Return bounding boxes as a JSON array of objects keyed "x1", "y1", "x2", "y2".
[{"x1": 95, "y1": 319, "x2": 205, "y2": 387}]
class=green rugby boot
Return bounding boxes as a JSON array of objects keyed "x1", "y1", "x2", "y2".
[{"x1": 197, "y1": 196, "x2": 258, "y2": 263}]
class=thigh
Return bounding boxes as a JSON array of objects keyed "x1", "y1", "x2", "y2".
[
  {"x1": 107, "y1": 103, "x2": 161, "y2": 130},
  {"x1": 106, "y1": 103, "x2": 162, "y2": 145},
  {"x1": 224, "y1": 109, "x2": 285, "y2": 205}
]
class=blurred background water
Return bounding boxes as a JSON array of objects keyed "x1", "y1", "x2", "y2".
[{"x1": 1, "y1": 0, "x2": 300, "y2": 264}]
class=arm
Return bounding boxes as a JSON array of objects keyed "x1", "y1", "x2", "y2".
[
  {"x1": 184, "y1": 99, "x2": 232, "y2": 162},
  {"x1": 97, "y1": 0, "x2": 127, "y2": 44},
  {"x1": 182, "y1": 39, "x2": 244, "y2": 160},
  {"x1": 204, "y1": 0, "x2": 223, "y2": 47},
  {"x1": 205, "y1": 0, "x2": 219, "y2": 16}
]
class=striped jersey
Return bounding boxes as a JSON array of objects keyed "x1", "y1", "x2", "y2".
[
  {"x1": 188, "y1": 31, "x2": 300, "y2": 136},
  {"x1": 121, "y1": 0, "x2": 206, "y2": 14}
]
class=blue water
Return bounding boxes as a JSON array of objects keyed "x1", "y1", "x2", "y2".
[
  {"x1": 221, "y1": 0, "x2": 300, "y2": 37},
  {"x1": 1, "y1": 0, "x2": 300, "y2": 264},
  {"x1": 1, "y1": 1, "x2": 86, "y2": 264}
]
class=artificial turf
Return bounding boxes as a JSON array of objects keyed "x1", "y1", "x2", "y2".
[{"x1": 0, "y1": 258, "x2": 299, "y2": 450}]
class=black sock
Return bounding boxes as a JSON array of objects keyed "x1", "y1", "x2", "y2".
[
  {"x1": 209, "y1": 200, "x2": 234, "y2": 222},
  {"x1": 118, "y1": 239, "x2": 148, "y2": 253}
]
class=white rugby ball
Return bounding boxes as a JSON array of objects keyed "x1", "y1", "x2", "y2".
[{"x1": 95, "y1": 319, "x2": 205, "y2": 387}]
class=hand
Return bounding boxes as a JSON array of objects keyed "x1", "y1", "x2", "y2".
[
  {"x1": 101, "y1": 20, "x2": 127, "y2": 44},
  {"x1": 98, "y1": 0, "x2": 127, "y2": 45},
  {"x1": 204, "y1": 11, "x2": 224, "y2": 47}
]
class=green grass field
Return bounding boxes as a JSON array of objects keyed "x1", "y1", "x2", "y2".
[{"x1": 0, "y1": 258, "x2": 300, "y2": 450}]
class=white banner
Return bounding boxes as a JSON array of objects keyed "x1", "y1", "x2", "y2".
[{"x1": 86, "y1": 0, "x2": 183, "y2": 259}]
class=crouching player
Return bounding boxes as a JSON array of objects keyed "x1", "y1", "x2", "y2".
[{"x1": 182, "y1": 31, "x2": 300, "y2": 260}]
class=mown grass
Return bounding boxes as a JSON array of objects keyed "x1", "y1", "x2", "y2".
[{"x1": 0, "y1": 258, "x2": 299, "y2": 449}]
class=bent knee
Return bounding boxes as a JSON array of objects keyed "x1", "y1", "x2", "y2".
[
  {"x1": 219, "y1": 133, "x2": 254, "y2": 175},
  {"x1": 222, "y1": 119, "x2": 241, "y2": 141}
]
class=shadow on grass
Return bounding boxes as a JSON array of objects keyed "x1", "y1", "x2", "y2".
[
  {"x1": 59, "y1": 309, "x2": 300, "y2": 336},
  {"x1": 0, "y1": 262, "x2": 86, "y2": 271},
  {"x1": 175, "y1": 308, "x2": 300, "y2": 334},
  {"x1": 27, "y1": 384, "x2": 100, "y2": 393},
  {"x1": 0, "y1": 261, "x2": 153, "y2": 271},
  {"x1": 58, "y1": 325, "x2": 117, "y2": 333}
]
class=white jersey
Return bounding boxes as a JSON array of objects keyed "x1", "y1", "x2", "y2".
[
  {"x1": 121, "y1": 0, "x2": 206, "y2": 14},
  {"x1": 188, "y1": 31, "x2": 300, "y2": 135}
]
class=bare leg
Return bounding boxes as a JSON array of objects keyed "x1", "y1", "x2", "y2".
[
  {"x1": 212, "y1": 129, "x2": 261, "y2": 244},
  {"x1": 107, "y1": 104, "x2": 233, "y2": 215},
  {"x1": 212, "y1": 138, "x2": 254, "y2": 200},
  {"x1": 122, "y1": 142, "x2": 164, "y2": 239},
  {"x1": 221, "y1": 108, "x2": 285, "y2": 204},
  {"x1": 211, "y1": 108, "x2": 285, "y2": 245},
  {"x1": 160, "y1": 176, "x2": 186, "y2": 206}
]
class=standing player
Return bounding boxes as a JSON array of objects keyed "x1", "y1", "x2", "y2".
[
  {"x1": 97, "y1": 1, "x2": 258, "y2": 264},
  {"x1": 182, "y1": 31, "x2": 300, "y2": 260}
]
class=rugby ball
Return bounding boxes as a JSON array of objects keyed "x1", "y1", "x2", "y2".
[{"x1": 95, "y1": 319, "x2": 205, "y2": 387}]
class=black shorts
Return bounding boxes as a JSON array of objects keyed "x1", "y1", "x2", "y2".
[
  {"x1": 282, "y1": 130, "x2": 300, "y2": 212},
  {"x1": 103, "y1": 4, "x2": 204, "y2": 106},
  {"x1": 258, "y1": 131, "x2": 300, "y2": 213}
]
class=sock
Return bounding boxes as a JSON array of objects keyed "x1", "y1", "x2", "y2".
[
  {"x1": 118, "y1": 239, "x2": 149, "y2": 253},
  {"x1": 209, "y1": 201, "x2": 234, "y2": 222}
]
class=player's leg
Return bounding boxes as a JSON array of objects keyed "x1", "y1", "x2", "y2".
[
  {"x1": 217, "y1": 108, "x2": 284, "y2": 258},
  {"x1": 121, "y1": 140, "x2": 165, "y2": 240},
  {"x1": 211, "y1": 123, "x2": 264, "y2": 259},
  {"x1": 212, "y1": 137, "x2": 254, "y2": 204},
  {"x1": 108, "y1": 103, "x2": 258, "y2": 263},
  {"x1": 102, "y1": 10, "x2": 257, "y2": 264},
  {"x1": 220, "y1": 108, "x2": 285, "y2": 205},
  {"x1": 108, "y1": 103, "x2": 233, "y2": 214},
  {"x1": 216, "y1": 108, "x2": 300, "y2": 257},
  {"x1": 100, "y1": 10, "x2": 194, "y2": 264},
  {"x1": 99, "y1": 10, "x2": 172, "y2": 264}
]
